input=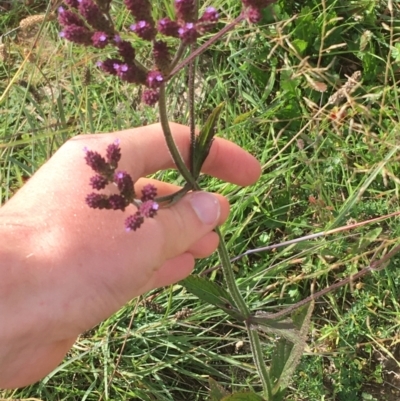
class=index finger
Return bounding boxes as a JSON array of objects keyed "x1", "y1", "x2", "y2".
[{"x1": 71, "y1": 123, "x2": 261, "y2": 186}]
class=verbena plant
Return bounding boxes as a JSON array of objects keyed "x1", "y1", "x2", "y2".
[{"x1": 2, "y1": 0, "x2": 400, "y2": 400}]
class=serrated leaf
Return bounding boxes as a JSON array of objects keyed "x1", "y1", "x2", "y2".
[
  {"x1": 180, "y1": 275, "x2": 244, "y2": 321},
  {"x1": 192, "y1": 102, "x2": 224, "y2": 178},
  {"x1": 221, "y1": 391, "x2": 265, "y2": 401},
  {"x1": 209, "y1": 377, "x2": 230, "y2": 401}
]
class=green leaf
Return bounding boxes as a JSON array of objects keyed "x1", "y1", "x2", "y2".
[
  {"x1": 192, "y1": 102, "x2": 224, "y2": 178},
  {"x1": 180, "y1": 275, "x2": 244, "y2": 321},
  {"x1": 221, "y1": 391, "x2": 265, "y2": 401},
  {"x1": 208, "y1": 377, "x2": 230, "y2": 401},
  {"x1": 292, "y1": 39, "x2": 308, "y2": 55}
]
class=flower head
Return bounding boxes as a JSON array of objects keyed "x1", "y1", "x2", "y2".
[
  {"x1": 142, "y1": 89, "x2": 160, "y2": 106},
  {"x1": 58, "y1": 8, "x2": 85, "y2": 27},
  {"x1": 153, "y1": 40, "x2": 171, "y2": 73},
  {"x1": 106, "y1": 139, "x2": 121, "y2": 167},
  {"x1": 146, "y1": 70, "x2": 164, "y2": 88},
  {"x1": 92, "y1": 31, "x2": 109, "y2": 48},
  {"x1": 124, "y1": 0, "x2": 153, "y2": 23},
  {"x1": 130, "y1": 20, "x2": 156, "y2": 41},
  {"x1": 114, "y1": 171, "x2": 135, "y2": 200},
  {"x1": 60, "y1": 25, "x2": 93, "y2": 46},
  {"x1": 174, "y1": 0, "x2": 196, "y2": 22},
  {"x1": 125, "y1": 211, "x2": 145, "y2": 231},
  {"x1": 157, "y1": 18, "x2": 180, "y2": 37},
  {"x1": 90, "y1": 174, "x2": 109, "y2": 190},
  {"x1": 141, "y1": 184, "x2": 157, "y2": 201},
  {"x1": 78, "y1": 0, "x2": 113, "y2": 33},
  {"x1": 178, "y1": 22, "x2": 198, "y2": 44}
]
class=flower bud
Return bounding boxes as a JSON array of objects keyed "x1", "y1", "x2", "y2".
[
  {"x1": 114, "y1": 171, "x2": 134, "y2": 200},
  {"x1": 90, "y1": 174, "x2": 109, "y2": 190},
  {"x1": 106, "y1": 139, "x2": 121, "y2": 167},
  {"x1": 92, "y1": 31, "x2": 109, "y2": 48},
  {"x1": 78, "y1": 0, "x2": 113, "y2": 33},
  {"x1": 174, "y1": 0, "x2": 196, "y2": 22},
  {"x1": 130, "y1": 20, "x2": 156, "y2": 41},
  {"x1": 153, "y1": 40, "x2": 171, "y2": 73},
  {"x1": 142, "y1": 89, "x2": 159, "y2": 106},
  {"x1": 157, "y1": 18, "x2": 180, "y2": 38},
  {"x1": 124, "y1": 0, "x2": 153, "y2": 23},
  {"x1": 96, "y1": 58, "x2": 121, "y2": 75},
  {"x1": 58, "y1": 7, "x2": 85, "y2": 27},
  {"x1": 60, "y1": 25, "x2": 93, "y2": 46},
  {"x1": 178, "y1": 22, "x2": 198, "y2": 44},
  {"x1": 141, "y1": 183, "x2": 157, "y2": 201},
  {"x1": 114, "y1": 36, "x2": 136, "y2": 63},
  {"x1": 125, "y1": 211, "x2": 145, "y2": 231},
  {"x1": 86, "y1": 193, "x2": 111, "y2": 209},
  {"x1": 146, "y1": 70, "x2": 164, "y2": 88},
  {"x1": 109, "y1": 194, "x2": 128, "y2": 210},
  {"x1": 197, "y1": 7, "x2": 219, "y2": 33}
]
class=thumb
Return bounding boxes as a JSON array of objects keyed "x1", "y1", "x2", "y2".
[{"x1": 152, "y1": 191, "x2": 226, "y2": 263}]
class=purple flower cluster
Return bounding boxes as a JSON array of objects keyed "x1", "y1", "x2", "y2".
[
  {"x1": 241, "y1": 0, "x2": 275, "y2": 23},
  {"x1": 58, "y1": 0, "x2": 220, "y2": 106},
  {"x1": 84, "y1": 140, "x2": 158, "y2": 231}
]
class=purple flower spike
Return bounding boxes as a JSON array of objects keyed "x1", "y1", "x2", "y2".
[
  {"x1": 97, "y1": 58, "x2": 121, "y2": 75},
  {"x1": 90, "y1": 174, "x2": 109, "y2": 190},
  {"x1": 142, "y1": 89, "x2": 160, "y2": 106},
  {"x1": 86, "y1": 193, "x2": 111, "y2": 209},
  {"x1": 114, "y1": 171, "x2": 134, "y2": 200},
  {"x1": 246, "y1": 6, "x2": 262, "y2": 23},
  {"x1": 60, "y1": 25, "x2": 93, "y2": 46},
  {"x1": 58, "y1": 8, "x2": 85, "y2": 27},
  {"x1": 141, "y1": 184, "x2": 157, "y2": 201},
  {"x1": 124, "y1": 0, "x2": 153, "y2": 23},
  {"x1": 125, "y1": 212, "x2": 145, "y2": 231},
  {"x1": 106, "y1": 139, "x2": 121, "y2": 167},
  {"x1": 139, "y1": 200, "x2": 159, "y2": 218},
  {"x1": 114, "y1": 38, "x2": 136, "y2": 63},
  {"x1": 84, "y1": 148, "x2": 109, "y2": 173},
  {"x1": 157, "y1": 18, "x2": 180, "y2": 37},
  {"x1": 178, "y1": 22, "x2": 198, "y2": 44},
  {"x1": 153, "y1": 40, "x2": 171, "y2": 73},
  {"x1": 78, "y1": 0, "x2": 113, "y2": 33},
  {"x1": 64, "y1": 0, "x2": 79, "y2": 8},
  {"x1": 174, "y1": 0, "x2": 196, "y2": 22},
  {"x1": 146, "y1": 70, "x2": 164, "y2": 89},
  {"x1": 109, "y1": 194, "x2": 128, "y2": 210},
  {"x1": 197, "y1": 7, "x2": 219, "y2": 33},
  {"x1": 113, "y1": 63, "x2": 147, "y2": 84},
  {"x1": 130, "y1": 20, "x2": 156, "y2": 41},
  {"x1": 92, "y1": 31, "x2": 109, "y2": 48}
]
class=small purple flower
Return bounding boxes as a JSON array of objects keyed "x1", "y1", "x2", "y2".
[
  {"x1": 130, "y1": 20, "x2": 156, "y2": 41},
  {"x1": 109, "y1": 194, "x2": 128, "y2": 210},
  {"x1": 60, "y1": 25, "x2": 93, "y2": 46},
  {"x1": 142, "y1": 89, "x2": 160, "y2": 106},
  {"x1": 141, "y1": 184, "x2": 157, "y2": 201},
  {"x1": 146, "y1": 70, "x2": 164, "y2": 88},
  {"x1": 114, "y1": 36, "x2": 136, "y2": 63},
  {"x1": 139, "y1": 200, "x2": 159, "y2": 218},
  {"x1": 174, "y1": 0, "x2": 196, "y2": 22},
  {"x1": 86, "y1": 193, "x2": 111, "y2": 209},
  {"x1": 125, "y1": 211, "x2": 145, "y2": 231},
  {"x1": 90, "y1": 174, "x2": 109, "y2": 190},
  {"x1": 246, "y1": 6, "x2": 262, "y2": 23},
  {"x1": 92, "y1": 31, "x2": 108, "y2": 48},
  {"x1": 114, "y1": 171, "x2": 134, "y2": 200},
  {"x1": 178, "y1": 22, "x2": 198, "y2": 44},
  {"x1": 106, "y1": 139, "x2": 121, "y2": 167},
  {"x1": 84, "y1": 148, "x2": 109, "y2": 173},
  {"x1": 157, "y1": 18, "x2": 180, "y2": 37},
  {"x1": 58, "y1": 8, "x2": 85, "y2": 27}
]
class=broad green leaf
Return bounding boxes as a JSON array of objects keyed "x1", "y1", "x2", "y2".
[
  {"x1": 208, "y1": 377, "x2": 229, "y2": 401},
  {"x1": 221, "y1": 391, "x2": 265, "y2": 401},
  {"x1": 192, "y1": 102, "x2": 224, "y2": 178},
  {"x1": 292, "y1": 39, "x2": 308, "y2": 55},
  {"x1": 180, "y1": 275, "x2": 244, "y2": 321}
]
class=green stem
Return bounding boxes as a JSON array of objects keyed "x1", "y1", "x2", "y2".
[
  {"x1": 158, "y1": 85, "x2": 198, "y2": 188},
  {"x1": 216, "y1": 228, "x2": 272, "y2": 399}
]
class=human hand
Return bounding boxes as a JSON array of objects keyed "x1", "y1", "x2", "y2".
[{"x1": 0, "y1": 123, "x2": 261, "y2": 388}]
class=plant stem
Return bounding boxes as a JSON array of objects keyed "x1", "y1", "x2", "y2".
[
  {"x1": 158, "y1": 85, "x2": 198, "y2": 188},
  {"x1": 216, "y1": 228, "x2": 272, "y2": 399}
]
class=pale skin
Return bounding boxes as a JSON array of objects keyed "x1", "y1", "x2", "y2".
[{"x1": 0, "y1": 123, "x2": 261, "y2": 389}]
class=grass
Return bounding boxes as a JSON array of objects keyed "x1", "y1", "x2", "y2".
[{"x1": 1, "y1": 0, "x2": 400, "y2": 400}]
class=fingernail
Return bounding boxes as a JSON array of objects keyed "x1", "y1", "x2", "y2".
[{"x1": 189, "y1": 192, "x2": 220, "y2": 225}]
